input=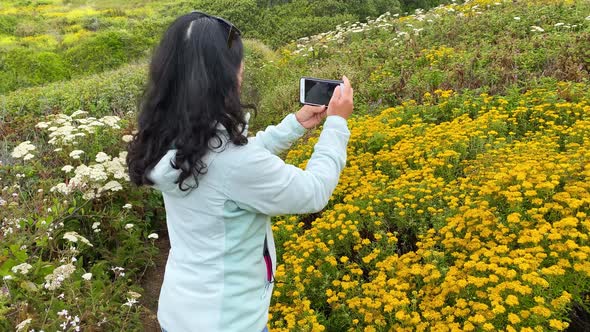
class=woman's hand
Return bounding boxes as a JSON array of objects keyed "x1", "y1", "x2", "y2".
[
  {"x1": 327, "y1": 75, "x2": 354, "y2": 120},
  {"x1": 295, "y1": 104, "x2": 328, "y2": 129}
]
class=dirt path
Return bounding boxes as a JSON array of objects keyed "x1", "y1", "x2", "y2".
[{"x1": 140, "y1": 230, "x2": 170, "y2": 332}]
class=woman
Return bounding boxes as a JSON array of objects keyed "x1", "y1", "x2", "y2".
[{"x1": 127, "y1": 11, "x2": 354, "y2": 332}]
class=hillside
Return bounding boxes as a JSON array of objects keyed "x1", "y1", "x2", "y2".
[
  {"x1": 0, "y1": 0, "x2": 452, "y2": 94},
  {"x1": 1, "y1": 0, "x2": 589, "y2": 331}
]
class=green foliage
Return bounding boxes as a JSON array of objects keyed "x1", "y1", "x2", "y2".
[
  {"x1": 0, "y1": 49, "x2": 70, "y2": 93},
  {"x1": 248, "y1": 0, "x2": 590, "y2": 130},
  {"x1": 0, "y1": 38, "x2": 271, "y2": 142},
  {"x1": 0, "y1": 0, "x2": 455, "y2": 93},
  {"x1": 0, "y1": 14, "x2": 18, "y2": 34},
  {"x1": 399, "y1": 0, "x2": 456, "y2": 12},
  {"x1": 0, "y1": 110, "x2": 163, "y2": 330},
  {"x1": 13, "y1": 18, "x2": 48, "y2": 37},
  {"x1": 0, "y1": 64, "x2": 146, "y2": 132},
  {"x1": 64, "y1": 30, "x2": 149, "y2": 75}
]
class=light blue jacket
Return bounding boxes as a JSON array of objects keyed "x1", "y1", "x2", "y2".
[{"x1": 147, "y1": 113, "x2": 350, "y2": 332}]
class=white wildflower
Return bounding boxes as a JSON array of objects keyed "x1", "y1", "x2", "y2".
[
  {"x1": 100, "y1": 181, "x2": 122, "y2": 192},
  {"x1": 123, "y1": 298, "x2": 138, "y2": 307},
  {"x1": 530, "y1": 25, "x2": 545, "y2": 32},
  {"x1": 123, "y1": 203, "x2": 132, "y2": 209},
  {"x1": 50, "y1": 183, "x2": 71, "y2": 195},
  {"x1": 11, "y1": 141, "x2": 36, "y2": 159},
  {"x1": 148, "y1": 233, "x2": 159, "y2": 240},
  {"x1": 61, "y1": 165, "x2": 74, "y2": 173},
  {"x1": 554, "y1": 22, "x2": 565, "y2": 27},
  {"x1": 125, "y1": 224, "x2": 134, "y2": 230},
  {"x1": 83, "y1": 191, "x2": 97, "y2": 200},
  {"x1": 69, "y1": 150, "x2": 84, "y2": 159},
  {"x1": 122, "y1": 135, "x2": 134, "y2": 143},
  {"x1": 11, "y1": 263, "x2": 32, "y2": 275},
  {"x1": 44, "y1": 263, "x2": 75, "y2": 290},
  {"x1": 70, "y1": 110, "x2": 88, "y2": 118},
  {"x1": 81, "y1": 273, "x2": 92, "y2": 281},
  {"x1": 127, "y1": 291, "x2": 141, "y2": 299},
  {"x1": 15, "y1": 318, "x2": 32, "y2": 332},
  {"x1": 100, "y1": 116, "x2": 121, "y2": 128},
  {"x1": 63, "y1": 232, "x2": 78, "y2": 243},
  {"x1": 63, "y1": 231, "x2": 93, "y2": 247},
  {"x1": 92, "y1": 222, "x2": 101, "y2": 230},
  {"x1": 95, "y1": 152, "x2": 110, "y2": 163}
]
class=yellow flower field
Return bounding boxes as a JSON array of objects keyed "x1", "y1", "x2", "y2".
[{"x1": 269, "y1": 82, "x2": 590, "y2": 331}]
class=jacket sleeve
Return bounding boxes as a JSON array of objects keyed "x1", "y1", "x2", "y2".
[
  {"x1": 224, "y1": 115, "x2": 350, "y2": 216},
  {"x1": 248, "y1": 113, "x2": 307, "y2": 156}
]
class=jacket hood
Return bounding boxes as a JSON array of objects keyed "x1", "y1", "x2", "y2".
[{"x1": 147, "y1": 113, "x2": 250, "y2": 193}]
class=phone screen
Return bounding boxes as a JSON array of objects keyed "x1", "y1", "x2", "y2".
[{"x1": 304, "y1": 79, "x2": 341, "y2": 106}]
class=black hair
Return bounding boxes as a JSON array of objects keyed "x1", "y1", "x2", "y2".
[{"x1": 127, "y1": 12, "x2": 249, "y2": 192}]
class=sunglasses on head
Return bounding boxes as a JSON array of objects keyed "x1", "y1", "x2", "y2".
[{"x1": 190, "y1": 10, "x2": 242, "y2": 48}]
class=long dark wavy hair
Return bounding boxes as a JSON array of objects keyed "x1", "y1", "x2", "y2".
[{"x1": 127, "y1": 12, "x2": 250, "y2": 192}]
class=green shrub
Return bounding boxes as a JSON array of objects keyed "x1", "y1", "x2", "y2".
[
  {"x1": 13, "y1": 18, "x2": 47, "y2": 37},
  {"x1": 0, "y1": 49, "x2": 70, "y2": 92},
  {"x1": 0, "y1": 14, "x2": 18, "y2": 34},
  {"x1": 64, "y1": 30, "x2": 149, "y2": 74}
]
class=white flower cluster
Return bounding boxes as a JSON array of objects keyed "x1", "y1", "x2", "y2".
[
  {"x1": 57, "y1": 309, "x2": 81, "y2": 332},
  {"x1": 50, "y1": 151, "x2": 129, "y2": 200},
  {"x1": 290, "y1": 0, "x2": 519, "y2": 56},
  {"x1": 1, "y1": 217, "x2": 24, "y2": 237},
  {"x1": 292, "y1": 11, "x2": 398, "y2": 56},
  {"x1": 15, "y1": 318, "x2": 32, "y2": 332},
  {"x1": 291, "y1": 2, "x2": 454, "y2": 55},
  {"x1": 63, "y1": 231, "x2": 93, "y2": 247},
  {"x1": 36, "y1": 111, "x2": 122, "y2": 147},
  {"x1": 11, "y1": 263, "x2": 32, "y2": 275},
  {"x1": 551, "y1": 22, "x2": 579, "y2": 30},
  {"x1": 44, "y1": 263, "x2": 76, "y2": 290},
  {"x1": 111, "y1": 266, "x2": 126, "y2": 278},
  {"x1": 92, "y1": 222, "x2": 101, "y2": 233},
  {"x1": 11, "y1": 141, "x2": 36, "y2": 161},
  {"x1": 122, "y1": 135, "x2": 134, "y2": 143}
]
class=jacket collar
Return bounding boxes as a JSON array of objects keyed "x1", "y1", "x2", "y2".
[{"x1": 214, "y1": 112, "x2": 250, "y2": 136}]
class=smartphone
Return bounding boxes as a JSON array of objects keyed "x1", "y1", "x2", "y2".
[{"x1": 300, "y1": 77, "x2": 344, "y2": 106}]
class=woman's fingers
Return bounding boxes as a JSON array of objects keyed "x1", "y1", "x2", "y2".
[
  {"x1": 342, "y1": 75, "x2": 353, "y2": 99},
  {"x1": 330, "y1": 82, "x2": 342, "y2": 105},
  {"x1": 309, "y1": 105, "x2": 327, "y2": 113}
]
